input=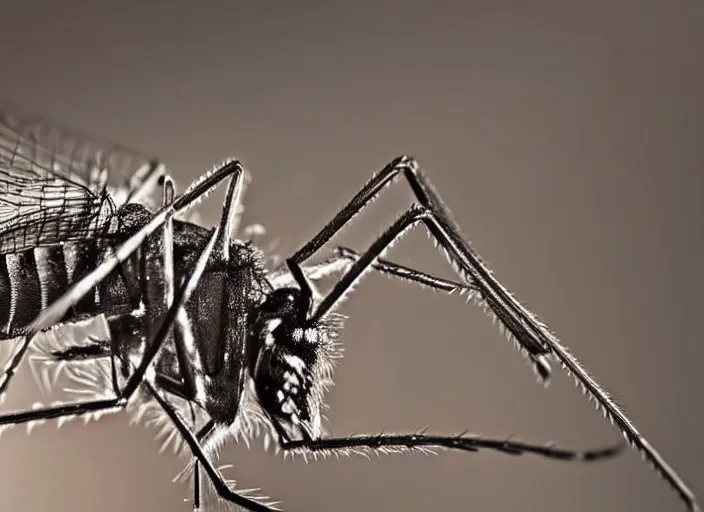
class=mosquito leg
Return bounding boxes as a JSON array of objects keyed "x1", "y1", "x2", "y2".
[
  {"x1": 121, "y1": 165, "x2": 247, "y2": 400},
  {"x1": 0, "y1": 397, "x2": 123, "y2": 426},
  {"x1": 292, "y1": 205, "x2": 616, "y2": 461},
  {"x1": 334, "y1": 246, "x2": 478, "y2": 295},
  {"x1": 270, "y1": 248, "x2": 457, "y2": 292},
  {"x1": 287, "y1": 155, "x2": 699, "y2": 512},
  {"x1": 0, "y1": 336, "x2": 30, "y2": 399},
  {"x1": 279, "y1": 429, "x2": 622, "y2": 463},
  {"x1": 226, "y1": 167, "x2": 250, "y2": 242},
  {"x1": 171, "y1": 161, "x2": 248, "y2": 405},
  {"x1": 139, "y1": 175, "x2": 178, "y2": 381},
  {"x1": 149, "y1": 175, "x2": 204, "y2": 402},
  {"x1": 193, "y1": 459, "x2": 201, "y2": 511},
  {"x1": 186, "y1": 401, "x2": 202, "y2": 512},
  {"x1": 187, "y1": 412, "x2": 219, "y2": 511},
  {"x1": 145, "y1": 379, "x2": 279, "y2": 512},
  {"x1": 402, "y1": 162, "x2": 699, "y2": 512},
  {"x1": 109, "y1": 344, "x2": 120, "y2": 396},
  {"x1": 286, "y1": 156, "x2": 552, "y2": 378},
  {"x1": 1, "y1": 355, "x2": 196, "y2": 428},
  {"x1": 268, "y1": 248, "x2": 476, "y2": 305}
]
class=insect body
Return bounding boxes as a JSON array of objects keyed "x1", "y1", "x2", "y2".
[{"x1": 0, "y1": 101, "x2": 698, "y2": 511}]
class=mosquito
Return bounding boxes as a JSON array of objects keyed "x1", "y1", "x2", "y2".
[{"x1": 0, "y1": 100, "x2": 697, "y2": 512}]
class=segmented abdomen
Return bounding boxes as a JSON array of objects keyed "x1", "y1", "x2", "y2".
[{"x1": 0, "y1": 240, "x2": 137, "y2": 339}]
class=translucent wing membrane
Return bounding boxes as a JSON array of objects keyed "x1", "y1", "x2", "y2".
[
  {"x1": 0, "y1": 166, "x2": 116, "y2": 254},
  {"x1": 0, "y1": 99, "x2": 154, "y2": 189},
  {"x1": 0, "y1": 99, "x2": 158, "y2": 254}
]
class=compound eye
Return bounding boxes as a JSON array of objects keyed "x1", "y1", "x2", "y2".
[{"x1": 260, "y1": 287, "x2": 302, "y2": 317}]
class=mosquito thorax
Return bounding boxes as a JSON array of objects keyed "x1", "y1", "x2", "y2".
[
  {"x1": 249, "y1": 287, "x2": 327, "y2": 430},
  {"x1": 114, "y1": 202, "x2": 154, "y2": 233}
]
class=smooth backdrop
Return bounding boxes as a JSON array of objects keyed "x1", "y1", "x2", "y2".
[{"x1": 0, "y1": 2, "x2": 701, "y2": 511}]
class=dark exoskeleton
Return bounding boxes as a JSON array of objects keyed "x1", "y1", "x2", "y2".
[{"x1": 0, "y1": 100, "x2": 697, "y2": 512}]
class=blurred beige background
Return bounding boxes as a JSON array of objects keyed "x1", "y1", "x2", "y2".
[{"x1": 0, "y1": 1, "x2": 702, "y2": 511}]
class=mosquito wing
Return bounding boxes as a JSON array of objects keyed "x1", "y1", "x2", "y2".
[{"x1": 0, "y1": 99, "x2": 161, "y2": 255}]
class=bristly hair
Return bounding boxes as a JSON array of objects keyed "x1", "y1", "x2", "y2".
[
  {"x1": 291, "y1": 311, "x2": 346, "y2": 440},
  {"x1": 20, "y1": 254, "x2": 347, "y2": 472}
]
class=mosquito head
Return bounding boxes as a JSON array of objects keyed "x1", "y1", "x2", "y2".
[{"x1": 249, "y1": 287, "x2": 343, "y2": 437}]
